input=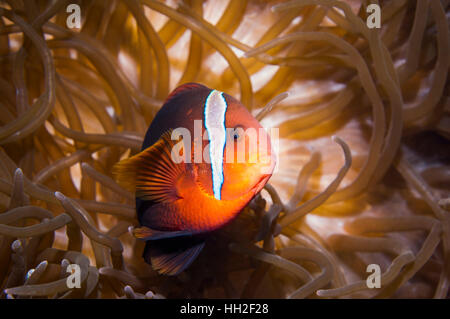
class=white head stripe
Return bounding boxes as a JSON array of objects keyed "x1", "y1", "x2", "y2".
[{"x1": 204, "y1": 90, "x2": 227, "y2": 200}]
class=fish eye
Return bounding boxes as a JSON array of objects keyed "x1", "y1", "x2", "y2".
[{"x1": 229, "y1": 125, "x2": 244, "y2": 142}]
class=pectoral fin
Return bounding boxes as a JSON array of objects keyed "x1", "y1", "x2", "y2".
[{"x1": 113, "y1": 130, "x2": 186, "y2": 203}]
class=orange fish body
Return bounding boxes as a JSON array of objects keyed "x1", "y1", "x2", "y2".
[{"x1": 114, "y1": 83, "x2": 275, "y2": 275}]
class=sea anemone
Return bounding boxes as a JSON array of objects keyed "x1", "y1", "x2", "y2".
[{"x1": 0, "y1": 0, "x2": 449, "y2": 299}]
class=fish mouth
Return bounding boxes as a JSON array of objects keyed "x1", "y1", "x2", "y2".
[
  {"x1": 249, "y1": 152, "x2": 276, "y2": 194},
  {"x1": 250, "y1": 173, "x2": 272, "y2": 195}
]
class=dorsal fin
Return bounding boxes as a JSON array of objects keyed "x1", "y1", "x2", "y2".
[
  {"x1": 113, "y1": 130, "x2": 186, "y2": 203},
  {"x1": 164, "y1": 82, "x2": 209, "y2": 104}
]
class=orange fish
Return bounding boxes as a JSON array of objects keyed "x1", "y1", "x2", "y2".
[{"x1": 114, "y1": 83, "x2": 276, "y2": 275}]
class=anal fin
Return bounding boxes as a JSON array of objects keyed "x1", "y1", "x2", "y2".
[{"x1": 132, "y1": 226, "x2": 195, "y2": 241}]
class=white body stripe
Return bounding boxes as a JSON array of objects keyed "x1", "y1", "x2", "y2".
[{"x1": 204, "y1": 90, "x2": 227, "y2": 200}]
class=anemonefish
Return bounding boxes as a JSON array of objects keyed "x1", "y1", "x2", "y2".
[{"x1": 114, "y1": 83, "x2": 276, "y2": 275}]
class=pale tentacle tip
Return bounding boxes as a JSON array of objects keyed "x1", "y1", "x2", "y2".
[
  {"x1": 11, "y1": 239, "x2": 22, "y2": 251},
  {"x1": 54, "y1": 191, "x2": 65, "y2": 201},
  {"x1": 145, "y1": 291, "x2": 154, "y2": 299},
  {"x1": 271, "y1": 3, "x2": 287, "y2": 13},
  {"x1": 14, "y1": 167, "x2": 23, "y2": 177},
  {"x1": 279, "y1": 91, "x2": 290, "y2": 99},
  {"x1": 316, "y1": 290, "x2": 326, "y2": 297},
  {"x1": 332, "y1": 136, "x2": 349, "y2": 150},
  {"x1": 331, "y1": 135, "x2": 340, "y2": 143},
  {"x1": 124, "y1": 285, "x2": 133, "y2": 293},
  {"x1": 270, "y1": 5, "x2": 279, "y2": 12},
  {"x1": 25, "y1": 268, "x2": 35, "y2": 280},
  {"x1": 61, "y1": 258, "x2": 70, "y2": 267}
]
